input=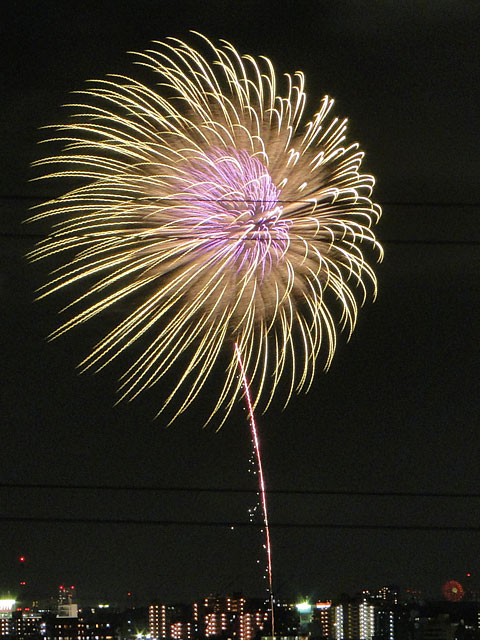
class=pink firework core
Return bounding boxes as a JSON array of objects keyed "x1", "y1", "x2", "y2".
[{"x1": 174, "y1": 147, "x2": 290, "y2": 276}]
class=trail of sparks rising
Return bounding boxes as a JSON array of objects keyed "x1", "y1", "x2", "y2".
[{"x1": 234, "y1": 342, "x2": 275, "y2": 637}]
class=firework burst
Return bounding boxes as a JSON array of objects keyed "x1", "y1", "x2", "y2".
[{"x1": 29, "y1": 33, "x2": 382, "y2": 425}]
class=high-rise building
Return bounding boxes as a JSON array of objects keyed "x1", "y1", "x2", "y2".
[
  {"x1": 150, "y1": 595, "x2": 269, "y2": 640},
  {"x1": 0, "y1": 599, "x2": 16, "y2": 638},
  {"x1": 331, "y1": 590, "x2": 403, "y2": 640},
  {"x1": 57, "y1": 586, "x2": 78, "y2": 619},
  {"x1": 333, "y1": 600, "x2": 379, "y2": 640},
  {"x1": 312, "y1": 602, "x2": 332, "y2": 638},
  {"x1": 333, "y1": 604, "x2": 344, "y2": 640},
  {"x1": 10, "y1": 609, "x2": 45, "y2": 640},
  {"x1": 48, "y1": 616, "x2": 84, "y2": 640},
  {"x1": 149, "y1": 605, "x2": 176, "y2": 640},
  {"x1": 296, "y1": 602, "x2": 313, "y2": 634},
  {"x1": 359, "y1": 602, "x2": 375, "y2": 640},
  {"x1": 205, "y1": 611, "x2": 227, "y2": 636},
  {"x1": 378, "y1": 587, "x2": 400, "y2": 607},
  {"x1": 170, "y1": 621, "x2": 192, "y2": 640},
  {"x1": 375, "y1": 609, "x2": 395, "y2": 640},
  {"x1": 149, "y1": 604, "x2": 193, "y2": 640},
  {"x1": 226, "y1": 595, "x2": 246, "y2": 616},
  {"x1": 418, "y1": 614, "x2": 456, "y2": 640},
  {"x1": 80, "y1": 609, "x2": 116, "y2": 640}
]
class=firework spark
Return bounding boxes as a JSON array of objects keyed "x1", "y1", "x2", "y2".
[
  {"x1": 235, "y1": 342, "x2": 275, "y2": 635},
  {"x1": 29, "y1": 33, "x2": 382, "y2": 425}
]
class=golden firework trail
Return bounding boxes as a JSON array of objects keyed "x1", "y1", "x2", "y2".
[{"x1": 29, "y1": 32, "x2": 383, "y2": 426}]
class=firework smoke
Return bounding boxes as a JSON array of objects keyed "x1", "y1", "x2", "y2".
[{"x1": 29, "y1": 33, "x2": 382, "y2": 425}]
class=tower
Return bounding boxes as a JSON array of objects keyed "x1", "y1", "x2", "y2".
[{"x1": 57, "y1": 585, "x2": 78, "y2": 618}]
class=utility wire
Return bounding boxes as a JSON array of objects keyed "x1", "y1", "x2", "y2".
[
  {"x1": 1, "y1": 194, "x2": 480, "y2": 206},
  {"x1": 1, "y1": 231, "x2": 478, "y2": 246},
  {"x1": 0, "y1": 515, "x2": 478, "y2": 531},
  {"x1": 1, "y1": 483, "x2": 479, "y2": 498}
]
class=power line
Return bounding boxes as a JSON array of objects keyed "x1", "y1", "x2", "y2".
[
  {"x1": 0, "y1": 515, "x2": 477, "y2": 531},
  {"x1": 3, "y1": 231, "x2": 479, "y2": 246},
  {"x1": 1, "y1": 194, "x2": 480, "y2": 207},
  {"x1": 1, "y1": 482, "x2": 479, "y2": 498},
  {"x1": 2, "y1": 231, "x2": 478, "y2": 246}
]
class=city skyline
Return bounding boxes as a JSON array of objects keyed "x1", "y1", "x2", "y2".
[{"x1": 3, "y1": 582, "x2": 480, "y2": 640}]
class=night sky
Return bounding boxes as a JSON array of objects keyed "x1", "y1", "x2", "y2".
[{"x1": 1, "y1": 0, "x2": 479, "y2": 608}]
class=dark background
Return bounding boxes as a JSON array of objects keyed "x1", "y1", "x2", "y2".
[{"x1": 1, "y1": 0, "x2": 478, "y2": 607}]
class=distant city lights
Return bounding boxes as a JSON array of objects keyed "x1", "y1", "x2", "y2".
[
  {"x1": 296, "y1": 602, "x2": 312, "y2": 614},
  {"x1": 0, "y1": 600, "x2": 15, "y2": 612}
]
